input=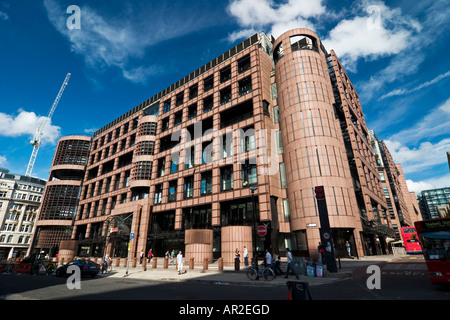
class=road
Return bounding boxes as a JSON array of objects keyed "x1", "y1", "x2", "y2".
[{"x1": 1, "y1": 255, "x2": 448, "y2": 303}]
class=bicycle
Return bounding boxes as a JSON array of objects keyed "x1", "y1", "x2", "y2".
[{"x1": 246, "y1": 263, "x2": 276, "y2": 281}]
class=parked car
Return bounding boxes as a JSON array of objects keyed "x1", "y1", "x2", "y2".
[{"x1": 55, "y1": 259, "x2": 100, "y2": 278}]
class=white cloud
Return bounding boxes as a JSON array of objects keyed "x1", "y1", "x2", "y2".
[
  {"x1": 0, "y1": 155, "x2": 7, "y2": 166},
  {"x1": 380, "y1": 70, "x2": 450, "y2": 100},
  {"x1": 226, "y1": 0, "x2": 324, "y2": 41},
  {"x1": 43, "y1": 0, "x2": 211, "y2": 84},
  {"x1": 0, "y1": 109, "x2": 61, "y2": 145},
  {"x1": 407, "y1": 173, "x2": 450, "y2": 195},
  {"x1": 384, "y1": 139, "x2": 450, "y2": 174},
  {"x1": 386, "y1": 98, "x2": 450, "y2": 146},
  {"x1": 322, "y1": 2, "x2": 419, "y2": 72}
]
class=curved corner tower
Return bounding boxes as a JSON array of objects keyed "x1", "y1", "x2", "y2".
[
  {"x1": 33, "y1": 135, "x2": 91, "y2": 259},
  {"x1": 273, "y1": 28, "x2": 362, "y2": 256}
]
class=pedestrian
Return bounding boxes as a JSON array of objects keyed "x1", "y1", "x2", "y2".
[
  {"x1": 234, "y1": 248, "x2": 240, "y2": 271},
  {"x1": 346, "y1": 241, "x2": 351, "y2": 256},
  {"x1": 284, "y1": 248, "x2": 299, "y2": 279},
  {"x1": 265, "y1": 249, "x2": 272, "y2": 269},
  {"x1": 148, "y1": 249, "x2": 153, "y2": 263},
  {"x1": 318, "y1": 242, "x2": 326, "y2": 264},
  {"x1": 139, "y1": 249, "x2": 144, "y2": 264},
  {"x1": 243, "y1": 246, "x2": 249, "y2": 266},
  {"x1": 170, "y1": 250, "x2": 175, "y2": 265},
  {"x1": 273, "y1": 250, "x2": 283, "y2": 275},
  {"x1": 177, "y1": 251, "x2": 184, "y2": 275}
]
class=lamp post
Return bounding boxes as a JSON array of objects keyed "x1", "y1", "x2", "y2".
[{"x1": 250, "y1": 186, "x2": 258, "y2": 267}]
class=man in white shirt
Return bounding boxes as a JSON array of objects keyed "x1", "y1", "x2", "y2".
[{"x1": 177, "y1": 251, "x2": 184, "y2": 275}]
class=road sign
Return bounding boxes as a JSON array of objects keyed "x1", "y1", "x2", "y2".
[
  {"x1": 257, "y1": 225, "x2": 267, "y2": 237},
  {"x1": 130, "y1": 233, "x2": 134, "y2": 239}
]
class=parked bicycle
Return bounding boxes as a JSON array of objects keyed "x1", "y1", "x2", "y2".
[{"x1": 246, "y1": 263, "x2": 276, "y2": 281}]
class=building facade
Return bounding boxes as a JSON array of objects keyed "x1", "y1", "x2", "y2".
[
  {"x1": 0, "y1": 168, "x2": 45, "y2": 260},
  {"x1": 31, "y1": 28, "x2": 418, "y2": 264},
  {"x1": 418, "y1": 187, "x2": 450, "y2": 220}
]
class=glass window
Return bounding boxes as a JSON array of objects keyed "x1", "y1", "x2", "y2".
[
  {"x1": 221, "y1": 166, "x2": 233, "y2": 191},
  {"x1": 168, "y1": 180, "x2": 177, "y2": 202},
  {"x1": 201, "y1": 171, "x2": 212, "y2": 195},
  {"x1": 242, "y1": 161, "x2": 257, "y2": 187},
  {"x1": 154, "y1": 184, "x2": 162, "y2": 204},
  {"x1": 184, "y1": 176, "x2": 194, "y2": 199}
]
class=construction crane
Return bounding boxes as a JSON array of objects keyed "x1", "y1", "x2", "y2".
[{"x1": 25, "y1": 73, "x2": 71, "y2": 177}]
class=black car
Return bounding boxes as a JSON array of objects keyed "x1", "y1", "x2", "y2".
[{"x1": 55, "y1": 259, "x2": 100, "y2": 278}]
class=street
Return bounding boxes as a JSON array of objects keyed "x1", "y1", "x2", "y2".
[{"x1": 1, "y1": 256, "x2": 448, "y2": 302}]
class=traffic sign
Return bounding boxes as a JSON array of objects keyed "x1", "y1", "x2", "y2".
[
  {"x1": 257, "y1": 225, "x2": 267, "y2": 237},
  {"x1": 130, "y1": 233, "x2": 134, "y2": 239}
]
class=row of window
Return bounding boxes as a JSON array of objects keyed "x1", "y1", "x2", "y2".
[
  {"x1": 160, "y1": 55, "x2": 251, "y2": 116},
  {"x1": 159, "y1": 75, "x2": 253, "y2": 135},
  {"x1": 0, "y1": 234, "x2": 31, "y2": 244}
]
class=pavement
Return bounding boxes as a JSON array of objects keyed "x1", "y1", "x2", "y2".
[{"x1": 101, "y1": 254, "x2": 398, "y2": 287}]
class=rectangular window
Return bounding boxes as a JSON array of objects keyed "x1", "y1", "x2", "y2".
[
  {"x1": 221, "y1": 166, "x2": 233, "y2": 191},
  {"x1": 204, "y1": 75, "x2": 214, "y2": 92},
  {"x1": 238, "y1": 55, "x2": 250, "y2": 73},
  {"x1": 273, "y1": 105, "x2": 280, "y2": 123},
  {"x1": 157, "y1": 157, "x2": 165, "y2": 177},
  {"x1": 184, "y1": 176, "x2": 194, "y2": 199},
  {"x1": 189, "y1": 84, "x2": 198, "y2": 100},
  {"x1": 242, "y1": 160, "x2": 257, "y2": 187},
  {"x1": 220, "y1": 66, "x2": 231, "y2": 83},
  {"x1": 238, "y1": 76, "x2": 252, "y2": 96},
  {"x1": 200, "y1": 171, "x2": 212, "y2": 195},
  {"x1": 283, "y1": 198, "x2": 291, "y2": 222},
  {"x1": 163, "y1": 100, "x2": 171, "y2": 114},
  {"x1": 174, "y1": 111, "x2": 182, "y2": 127},
  {"x1": 188, "y1": 103, "x2": 197, "y2": 120},
  {"x1": 279, "y1": 162, "x2": 287, "y2": 189},
  {"x1": 176, "y1": 92, "x2": 184, "y2": 107},
  {"x1": 154, "y1": 184, "x2": 162, "y2": 204},
  {"x1": 168, "y1": 180, "x2": 177, "y2": 202},
  {"x1": 220, "y1": 86, "x2": 232, "y2": 105},
  {"x1": 203, "y1": 95, "x2": 214, "y2": 113},
  {"x1": 240, "y1": 126, "x2": 256, "y2": 152}
]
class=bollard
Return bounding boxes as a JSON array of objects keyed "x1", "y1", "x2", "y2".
[
  {"x1": 164, "y1": 257, "x2": 169, "y2": 269},
  {"x1": 123, "y1": 258, "x2": 127, "y2": 268},
  {"x1": 116, "y1": 258, "x2": 120, "y2": 267},
  {"x1": 218, "y1": 257, "x2": 223, "y2": 271},
  {"x1": 152, "y1": 257, "x2": 157, "y2": 269},
  {"x1": 190, "y1": 257, "x2": 194, "y2": 270},
  {"x1": 142, "y1": 258, "x2": 147, "y2": 271},
  {"x1": 132, "y1": 258, "x2": 137, "y2": 268},
  {"x1": 203, "y1": 257, "x2": 208, "y2": 271}
]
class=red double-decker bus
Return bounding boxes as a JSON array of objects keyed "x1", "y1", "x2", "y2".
[
  {"x1": 400, "y1": 226, "x2": 422, "y2": 254},
  {"x1": 415, "y1": 218, "x2": 450, "y2": 284}
]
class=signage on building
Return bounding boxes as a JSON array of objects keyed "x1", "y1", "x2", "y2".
[{"x1": 257, "y1": 225, "x2": 267, "y2": 237}]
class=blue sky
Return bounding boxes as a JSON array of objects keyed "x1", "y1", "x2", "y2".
[{"x1": 0, "y1": 0, "x2": 448, "y2": 194}]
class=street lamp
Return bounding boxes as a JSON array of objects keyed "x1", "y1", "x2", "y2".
[{"x1": 250, "y1": 186, "x2": 258, "y2": 267}]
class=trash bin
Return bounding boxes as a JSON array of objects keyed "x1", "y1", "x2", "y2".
[
  {"x1": 315, "y1": 262, "x2": 323, "y2": 278},
  {"x1": 286, "y1": 281, "x2": 313, "y2": 300}
]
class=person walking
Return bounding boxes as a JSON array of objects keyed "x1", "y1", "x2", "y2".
[
  {"x1": 265, "y1": 249, "x2": 272, "y2": 269},
  {"x1": 273, "y1": 250, "x2": 283, "y2": 275},
  {"x1": 139, "y1": 249, "x2": 144, "y2": 264},
  {"x1": 243, "y1": 246, "x2": 249, "y2": 267},
  {"x1": 318, "y1": 242, "x2": 326, "y2": 264},
  {"x1": 177, "y1": 251, "x2": 184, "y2": 275},
  {"x1": 147, "y1": 249, "x2": 153, "y2": 263},
  {"x1": 284, "y1": 248, "x2": 299, "y2": 279},
  {"x1": 346, "y1": 241, "x2": 351, "y2": 256},
  {"x1": 170, "y1": 250, "x2": 175, "y2": 265}
]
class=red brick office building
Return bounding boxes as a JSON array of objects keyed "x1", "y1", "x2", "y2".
[{"x1": 31, "y1": 28, "x2": 418, "y2": 265}]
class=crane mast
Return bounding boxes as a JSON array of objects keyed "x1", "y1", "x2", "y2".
[{"x1": 25, "y1": 73, "x2": 71, "y2": 177}]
